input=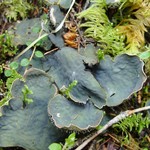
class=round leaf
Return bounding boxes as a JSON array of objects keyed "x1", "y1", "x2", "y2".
[
  {"x1": 9, "y1": 61, "x2": 19, "y2": 70},
  {"x1": 35, "y1": 51, "x2": 44, "y2": 58},
  {"x1": 4, "y1": 69, "x2": 12, "y2": 77},
  {"x1": 20, "y1": 58, "x2": 30, "y2": 67},
  {"x1": 48, "y1": 143, "x2": 62, "y2": 150}
]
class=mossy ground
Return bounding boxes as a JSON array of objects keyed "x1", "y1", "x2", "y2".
[{"x1": 0, "y1": 0, "x2": 150, "y2": 150}]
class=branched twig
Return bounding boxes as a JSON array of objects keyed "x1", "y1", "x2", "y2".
[
  {"x1": 23, "y1": 22, "x2": 47, "y2": 75},
  {"x1": 75, "y1": 106, "x2": 150, "y2": 150},
  {"x1": 14, "y1": 33, "x2": 48, "y2": 60}
]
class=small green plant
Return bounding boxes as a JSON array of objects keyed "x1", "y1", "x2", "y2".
[
  {"x1": 0, "y1": 61, "x2": 24, "y2": 107},
  {"x1": 0, "y1": 0, "x2": 33, "y2": 22},
  {"x1": 20, "y1": 58, "x2": 30, "y2": 67},
  {"x1": 63, "y1": 132, "x2": 76, "y2": 150},
  {"x1": 22, "y1": 85, "x2": 33, "y2": 105},
  {"x1": 60, "y1": 80, "x2": 78, "y2": 98},
  {"x1": 0, "y1": 68, "x2": 22, "y2": 107},
  {"x1": 48, "y1": 143, "x2": 62, "y2": 150},
  {"x1": 0, "y1": 45, "x2": 44, "y2": 107},
  {"x1": 113, "y1": 113, "x2": 150, "y2": 144},
  {"x1": 48, "y1": 132, "x2": 76, "y2": 150},
  {"x1": 96, "y1": 49, "x2": 104, "y2": 61},
  {"x1": 0, "y1": 31, "x2": 18, "y2": 63},
  {"x1": 35, "y1": 50, "x2": 44, "y2": 58}
]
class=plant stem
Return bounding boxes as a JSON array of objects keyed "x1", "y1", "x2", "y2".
[
  {"x1": 75, "y1": 106, "x2": 150, "y2": 150},
  {"x1": 14, "y1": 33, "x2": 48, "y2": 60},
  {"x1": 23, "y1": 27, "x2": 45, "y2": 75},
  {"x1": 51, "y1": 0, "x2": 76, "y2": 33}
]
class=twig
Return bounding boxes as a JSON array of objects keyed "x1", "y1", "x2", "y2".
[
  {"x1": 108, "y1": 134, "x2": 134, "y2": 150},
  {"x1": 52, "y1": 0, "x2": 76, "y2": 33},
  {"x1": 23, "y1": 45, "x2": 36, "y2": 75},
  {"x1": 44, "y1": 48, "x2": 59, "y2": 55},
  {"x1": 28, "y1": 24, "x2": 44, "y2": 62},
  {"x1": 70, "y1": 9, "x2": 86, "y2": 48},
  {"x1": 14, "y1": 33, "x2": 48, "y2": 60},
  {"x1": 75, "y1": 106, "x2": 150, "y2": 150},
  {"x1": 14, "y1": 20, "x2": 49, "y2": 60},
  {"x1": 23, "y1": 23, "x2": 47, "y2": 75}
]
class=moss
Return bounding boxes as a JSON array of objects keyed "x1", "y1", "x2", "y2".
[
  {"x1": 78, "y1": 0, "x2": 150, "y2": 56},
  {"x1": 0, "y1": 31, "x2": 18, "y2": 63},
  {"x1": 0, "y1": 0, "x2": 33, "y2": 22}
]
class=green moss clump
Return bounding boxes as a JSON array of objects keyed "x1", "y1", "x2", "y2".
[
  {"x1": 78, "y1": 0, "x2": 126, "y2": 56},
  {"x1": 78, "y1": 0, "x2": 150, "y2": 56},
  {"x1": 0, "y1": 31, "x2": 20, "y2": 103},
  {"x1": 0, "y1": 31, "x2": 18, "y2": 63},
  {"x1": 0, "y1": 0, "x2": 33, "y2": 22}
]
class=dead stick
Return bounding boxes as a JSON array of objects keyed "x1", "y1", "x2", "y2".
[{"x1": 75, "y1": 106, "x2": 150, "y2": 150}]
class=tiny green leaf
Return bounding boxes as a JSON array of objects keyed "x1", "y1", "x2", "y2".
[
  {"x1": 62, "y1": 132, "x2": 76, "y2": 150},
  {"x1": 60, "y1": 80, "x2": 78, "y2": 98},
  {"x1": 139, "y1": 50, "x2": 150, "y2": 60},
  {"x1": 21, "y1": 58, "x2": 30, "y2": 67},
  {"x1": 22, "y1": 85, "x2": 33, "y2": 105},
  {"x1": 35, "y1": 51, "x2": 44, "y2": 58},
  {"x1": 96, "y1": 125, "x2": 103, "y2": 130},
  {"x1": 4, "y1": 69, "x2": 12, "y2": 77},
  {"x1": 96, "y1": 49, "x2": 104, "y2": 61},
  {"x1": 65, "y1": 132, "x2": 76, "y2": 147},
  {"x1": 48, "y1": 143, "x2": 62, "y2": 150},
  {"x1": 9, "y1": 61, "x2": 19, "y2": 70}
]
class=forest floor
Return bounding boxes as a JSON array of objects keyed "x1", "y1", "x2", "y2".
[{"x1": 0, "y1": 0, "x2": 150, "y2": 150}]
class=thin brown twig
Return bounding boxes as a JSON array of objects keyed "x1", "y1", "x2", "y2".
[
  {"x1": 44, "y1": 48, "x2": 59, "y2": 55},
  {"x1": 23, "y1": 26, "x2": 44, "y2": 75},
  {"x1": 75, "y1": 106, "x2": 150, "y2": 150},
  {"x1": 70, "y1": 9, "x2": 86, "y2": 48},
  {"x1": 29, "y1": 25, "x2": 44, "y2": 61},
  {"x1": 98, "y1": 137, "x2": 111, "y2": 148},
  {"x1": 108, "y1": 134, "x2": 134, "y2": 150},
  {"x1": 107, "y1": 134, "x2": 120, "y2": 143}
]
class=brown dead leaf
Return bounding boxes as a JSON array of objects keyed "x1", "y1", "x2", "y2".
[
  {"x1": 63, "y1": 31, "x2": 78, "y2": 48},
  {"x1": 64, "y1": 39, "x2": 78, "y2": 48},
  {"x1": 63, "y1": 32, "x2": 78, "y2": 40}
]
